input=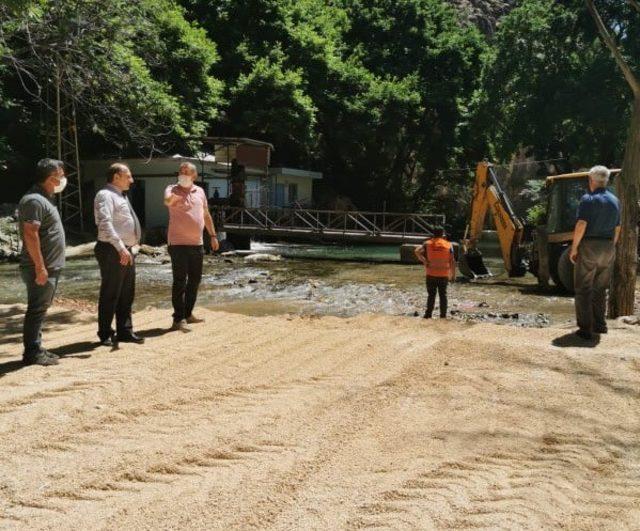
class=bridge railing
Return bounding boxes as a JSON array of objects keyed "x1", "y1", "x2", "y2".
[{"x1": 211, "y1": 206, "x2": 445, "y2": 239}]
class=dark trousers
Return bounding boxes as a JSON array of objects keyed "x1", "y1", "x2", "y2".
[
  {"x1": 95, "y1": 241, "x2": 135, "y2": 340},
  {"x1": 574, "y1": 239, "x2": 615, "y2": 333},
  {"x1": 169, "y1": 245, "x2": 204, "y2": 322},
  {"x1": 20, "y1": 268, "x2": 60, "y2": 358},
  {"x1": 426, "y1": 276, "x2": 448, "y2": 318}
]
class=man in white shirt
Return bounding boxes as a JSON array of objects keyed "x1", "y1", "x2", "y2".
[{"x1": 94, "y1": 163, "x2": 144, "y2": 346}]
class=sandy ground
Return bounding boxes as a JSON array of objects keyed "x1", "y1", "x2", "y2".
[{"x1": 1, "y1": 304, "x2": 640, "y2": 530}]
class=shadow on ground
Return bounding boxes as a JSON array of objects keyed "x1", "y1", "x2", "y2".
[
  {"x1": 552, "y1": 332, "x2": 601, "y2": 348},
  {"x1": 0, "y1": 305, "x2": 82, "y2": 346},
  {"x1": 138, "y1": 327, "x2": 174, "y2": 339}
]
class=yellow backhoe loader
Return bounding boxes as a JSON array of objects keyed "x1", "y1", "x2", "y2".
[{"x1": 459, "y1": 161, "x2": 620, "y2": 292}]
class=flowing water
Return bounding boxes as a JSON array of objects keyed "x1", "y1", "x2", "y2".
[{"x1": 0, "y1": 241, "x2": 578, "y2": 327}]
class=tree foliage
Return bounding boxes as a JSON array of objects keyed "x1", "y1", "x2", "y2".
[
  {"x1": 478, "y1": 0, "x2": 637, "y2": 166},
  {"x1": 0, "y1": 0, "x2": 223, "y2": 161},
  {"x1": 0, "y1": 0, "x2": 638, "y2": 226}
]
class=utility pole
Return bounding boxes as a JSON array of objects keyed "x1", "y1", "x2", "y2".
[{"x1": 53, "y1": 64, "x2": 84, "y2": 231}]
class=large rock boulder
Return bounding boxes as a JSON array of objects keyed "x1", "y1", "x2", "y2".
[
  {"x1": 400, "y1": 244, "x2": 421, "y2": 264},
  {"x1": 0, "y1": 212, "x2": 20, "y2": 262},
  {"x1": 244, "y1": 253, "x2": 282, "y2": 263},
  {"x1": 65, "y1": 242, "x2": 96, "y2": 259}
]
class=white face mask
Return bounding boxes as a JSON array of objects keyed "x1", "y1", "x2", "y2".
[
  {"x1": 54, "y1": 177, "x2": 67, "y2": 194},
  {"x1": 178, "y1": 174, "x2": 193, "y2": 188}
]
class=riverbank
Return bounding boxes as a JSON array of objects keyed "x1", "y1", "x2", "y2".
[
  {"x1": 0, "y1": 253, "x2": 577, "y2": 327},
  {"x1": 1, "y1": 304, "x2": 639, "y2": 529}
]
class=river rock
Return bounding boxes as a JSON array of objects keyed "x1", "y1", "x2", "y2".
[
  {"x1": 400, "y1": 244, "x2": 421, "y2": 264},
  {"x1": 0, "y1": 214, "x2": 21, "y2": 262},
  {"x1": 65, "y1": 241, "x2": 96, "y2": 259},
  {"x1": 136, "y1": 254, "x2": 161, "y2": 264},
  {"x1": 244, "y1": 253, "x2": 282, "y2": 262},
  {"x1": 0, "y1": 245, "x2": 20, "y2": 262},
  {"x1": 618, "y1": 315, "x2": 640, "y2": 326},
  {"x1": 139, "y1": 244, "x2": 166, "y2": 256}
]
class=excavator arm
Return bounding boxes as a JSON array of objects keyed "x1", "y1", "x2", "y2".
[{"x1": 460, "y1": 162, "x2": 528, "y2": 279}]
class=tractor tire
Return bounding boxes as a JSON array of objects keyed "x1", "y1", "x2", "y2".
[{"x1": 556, "y1": 247, "x2": 575, "y2": 293}]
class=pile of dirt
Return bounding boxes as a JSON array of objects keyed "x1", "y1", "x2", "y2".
[{"x1": 1, "y1": 305, "x2": 639, "y2": 529}]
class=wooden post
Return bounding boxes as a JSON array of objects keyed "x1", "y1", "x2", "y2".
[
  {"x1": 586, "y1": 0, "x2": 640, "y2": 317},
  {"x1": 536, "y1": 226, "x2": 550, "y2": 290}
]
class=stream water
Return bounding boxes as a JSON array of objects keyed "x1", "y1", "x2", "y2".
[{"x1": 0, "y1": 241, "x2": 579, "y2": 328}]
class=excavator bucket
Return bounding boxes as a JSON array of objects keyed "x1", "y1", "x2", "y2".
[{"x1": 459, "y1": 247, "x2": 492, "y2": 280}]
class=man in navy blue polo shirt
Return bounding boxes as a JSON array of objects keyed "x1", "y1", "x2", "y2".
[{"x1": 569, "y1": 165, "x2": 621, "y2": 340}]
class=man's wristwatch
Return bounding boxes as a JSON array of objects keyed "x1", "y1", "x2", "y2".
[{"x1": 210, "y1": 234, "x2": 218, "y2": 239}]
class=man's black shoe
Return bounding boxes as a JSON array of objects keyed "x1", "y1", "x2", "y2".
[
  {"x1": 23, "y1": 352, "x2": 59, "y2": 366},
  {"x1": 594, "y1": 326, "x2": 608, "y2": 334},
  {"x1": 576, "y1": 329, "x2": 593, "y2": 341},
  {"x1": 99, "y1": 336, "x2": 115, "y2": 347},
  {"x1": 42, "y1": 349, "x2": 60, "y2": 360},
  {"x1": 117, "y1": 333, "x2": 145, "y2": 344}
]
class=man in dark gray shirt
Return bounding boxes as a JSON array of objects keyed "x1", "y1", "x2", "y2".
[{"x1": 18, "y1": 159, "x2": 67, "y2": 366}]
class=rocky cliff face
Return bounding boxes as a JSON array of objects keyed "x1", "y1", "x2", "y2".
[{"x1": 451, "y1": 0, "x2": 516, "y2": 34}]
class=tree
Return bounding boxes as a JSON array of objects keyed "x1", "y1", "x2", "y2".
[
  {"x1": 335, "y1": 0, "x2": 486, "y2": 208},
  {"x1": 477, "y1": 0, "x2": 630, "y2": 166},
  {"x1": 585, "y1": 0, "x2": 640, "y2": 317},
  {"x1": 0, "y1": 0, "x2": 223, "y2": 159},
  {"x1": 180, "y1": 0, "x2": 486, "y2": 211},
  {"x1": 226, "y1": 51, "x2": 318, "y2": 165}
]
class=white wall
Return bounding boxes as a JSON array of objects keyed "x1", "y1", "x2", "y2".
[
  {"x1": 204, "y1": 178, "x2": 229, "y2": 198},
  {"x1": 81, "y1": 158, "x2": 321, "y2": 228},
  {"x1": 271, "y1": 174, "x2": 314, "y2": 206},
  {"x1": 82, "y1": 158, "x2": 218, "y2": 228},
  {"x1": 143, "y1": 177, "x2": 174, "y2": 228}
]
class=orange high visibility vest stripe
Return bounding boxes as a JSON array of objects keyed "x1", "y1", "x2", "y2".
[{"x1": 425, "y1": 238, "x2": 452, "y2": 278}]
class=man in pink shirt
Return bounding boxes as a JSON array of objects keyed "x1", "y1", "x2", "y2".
[{"x1": 164, "y1": 162, "x2": 219, "y2": 331}]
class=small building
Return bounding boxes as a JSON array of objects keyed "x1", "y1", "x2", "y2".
[
  {"x1": 81, "y1": 144, "x2": 322, "y2": 229},
  {"x1": 270, "y1": 167, "x2": 323, "y2": 207}
]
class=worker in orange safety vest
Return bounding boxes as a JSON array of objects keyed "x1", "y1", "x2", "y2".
[{"x1": 414, "y1": 226, "x2": 456, "y2": 319}]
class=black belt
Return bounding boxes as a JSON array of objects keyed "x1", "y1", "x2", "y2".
[
  {"x1": 97, "y1": 241, "x2": 135, "y2": 250},
  {"x1": 584, "y1": 236, "x2": 613, "y2": 241}
]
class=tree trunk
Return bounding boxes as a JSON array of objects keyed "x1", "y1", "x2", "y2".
[{"x1": 608, "y1": 97, "x2": 640, "y2": 317}]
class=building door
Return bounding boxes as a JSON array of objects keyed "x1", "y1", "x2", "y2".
[
  {"x1": 287, "y1": 183, "x2": 298, "y2": 206},
  {"x1": 275, "y1": 183, "x2": 285, "y2": 207}
]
